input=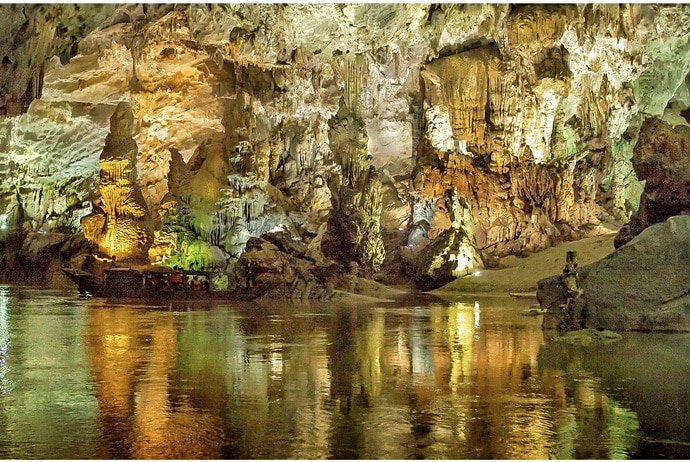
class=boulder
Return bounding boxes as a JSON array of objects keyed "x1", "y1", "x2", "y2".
[
  {"x1": 539, "y1": 215, "x2": 690, "y2": 331},
  {"x1": 615, "y1": 117, "x2": 690, "y2": 248},
  {"x1": 234, "y1": 237, "x2": 336, "y2": 300}
]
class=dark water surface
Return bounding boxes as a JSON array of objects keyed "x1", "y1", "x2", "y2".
[{"x1": 0, "y1": 284, "x2": 688, "y2": 459}]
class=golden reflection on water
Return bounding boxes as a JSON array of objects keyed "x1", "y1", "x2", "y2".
[
  {"x1": 0, "y1": 287, "x2": 10, "y2": 394},
  {"x1": 70, "y1": 296, "x2": 658, "y2": 459},
  {"x1": 86, "y1": 307, "x2": 225, "y2": 459}
]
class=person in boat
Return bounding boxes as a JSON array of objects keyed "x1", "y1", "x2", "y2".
[
  {"x1": 171, "y1": 266, "x2": 183, "y2": 290},
  {"x1": 81, "y1": 248, "x2": 97, "y2": 274},
  {"x1": 201, "y1": 277, "x2": 210, "y2": 291},
  {"x1": 109, "y1": 255, "x2": 118, "y2": 269},
  {"x1": 191, "y1": 275, "x2": 202, "y2": 291}
]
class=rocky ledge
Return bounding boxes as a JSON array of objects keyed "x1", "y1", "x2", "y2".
[{"x1": 538, "y1": 215, "x2": 690, "y2": 332}]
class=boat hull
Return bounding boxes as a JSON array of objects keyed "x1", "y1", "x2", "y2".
[{"x1": 62, "y1": 268, "x2": 261, "y2": 301}]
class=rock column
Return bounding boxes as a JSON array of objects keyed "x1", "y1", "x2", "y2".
[
  {"x1": 322, "y1": 54, "x2": 385, "y2": 275},
  {"x1": 81, "y1": 102, "x2": 153, "y2": 262}
]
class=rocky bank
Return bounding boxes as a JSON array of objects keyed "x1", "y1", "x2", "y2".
[{"x1": 539, "y1": 215, "x2": 690, "y2": 332}]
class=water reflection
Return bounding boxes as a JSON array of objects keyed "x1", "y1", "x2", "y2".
[
  {"x1": 539, "y1": 331, "x2": 690, "y2": 459},
  {"x1": 0, "y1": 288, "x2": 687, "y2": 459},
  {"x1": 0, "y1": 286, "x2": 11, "y2": 394}
]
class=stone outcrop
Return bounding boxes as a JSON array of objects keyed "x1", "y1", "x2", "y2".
[
  {"x1": 410, "y1": 187, "x2": 484, "y2": 286},
  {"x1": 615, "y1": 117, "x2": 690, "y2": 247},
  {"x1": 539, "y1": 215, "x2": 690, "y2": 332},
  {"x1": 234, "y1": 237, "x2": 336, "y2": 300}
]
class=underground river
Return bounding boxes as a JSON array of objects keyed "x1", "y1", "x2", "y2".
[{"x1": 0, "y1": 285, "x2": 688, "y2": 459}]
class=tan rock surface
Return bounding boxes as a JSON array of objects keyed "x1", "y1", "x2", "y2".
[
  {"x1": 433, "y1": 230, "x2": 617, "y2": 294},
  {"x1": 539, "y1": 215, "x2": 690, "y2": 332}
]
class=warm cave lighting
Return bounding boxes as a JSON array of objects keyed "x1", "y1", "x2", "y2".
[{"x1": 450, "y1": 243, "x2": 476, "y2": 275}]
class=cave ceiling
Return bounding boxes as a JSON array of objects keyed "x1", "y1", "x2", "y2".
[{"x1": 1, "y1": 3, "x2": 690, "y2": 280}]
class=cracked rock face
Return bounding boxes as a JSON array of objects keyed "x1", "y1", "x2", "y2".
[
  {"x1": 615, "y1": 116, "x2": 690, "y2": 247},
  {"x1": 1, "y1": 4, "x2": 690, "y2": 286}
]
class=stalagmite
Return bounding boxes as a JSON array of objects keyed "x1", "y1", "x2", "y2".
[{"x1": 81, "y1": 102, "x2": 153, "y2": 261}]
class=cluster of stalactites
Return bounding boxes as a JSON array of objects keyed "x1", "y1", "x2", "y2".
[
  {"x1": 205, "y1": 174, "x2": 269, "y2": 251},
  {"x1": 510, "y1": 162, "x2": 574, "y2": 224},
  {"x1": 324, "y1": 101, "x2": 385, "y2": 273},
  {"x1": 355, "y1": 165, "x2": 385, "y2": 271},
  {"x1": 422, "y1": 46, "x2": 524, "y2": 161},
  {"x1": 343, "y1": 53, "x2": 365, "y2": 113}
]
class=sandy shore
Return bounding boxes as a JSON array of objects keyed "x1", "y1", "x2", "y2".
[{"x1": 432, "y1": 232, "x2": 618, "y2": 295}]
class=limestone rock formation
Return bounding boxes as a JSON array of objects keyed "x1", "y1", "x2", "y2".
[
  {"x1": 81, "y1": 102, "x2": 153, "y2": 262},
  {"x1": 539, "y1": 215, "x2": 690, "y2": 332},
  {"x1": 234, "y1": 237, "x2": 336, "y2": 300},
  {"x1": 1, "y1": 4, "x2": 690, "y2": 288},
  {"x1": 615, "y1": 117, "x2": 690, "y2": 247},
  {"x1": 0, "y1": 4, "x2": 119, "y2": 118},
  {"x1": 410, "y1": 187, "x2": 484, "y2": 286},
  {"x1": 322, "y1": 97, "x2": 385, "y2": 275}
]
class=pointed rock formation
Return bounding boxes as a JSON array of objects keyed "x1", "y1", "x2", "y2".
[{"x1": 81, "y1": 102, "x2": 153, "y2": 261}]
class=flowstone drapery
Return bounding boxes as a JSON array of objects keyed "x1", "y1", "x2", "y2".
[{"x1": 81, "y1": 102, "x2": 153, "y2": 261}]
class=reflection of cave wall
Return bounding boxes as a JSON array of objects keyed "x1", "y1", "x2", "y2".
[{"x1": 1, "y1": 4, "x2": 690, "y2": 281}]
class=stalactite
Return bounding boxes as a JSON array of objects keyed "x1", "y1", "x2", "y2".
[
  {"x1": 510, "y1": 162, "x2": 567, "y2": 222},
  {"x1": 344, "y1": 53, "x2": 364, "y2": 113},
  {"x1": 228, "y1": 174, "x2": 248, "y2": 194}
]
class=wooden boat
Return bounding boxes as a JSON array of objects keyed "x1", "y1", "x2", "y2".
[{"x1": 62, "y1": 267, "x2": 266, "y2": 301}]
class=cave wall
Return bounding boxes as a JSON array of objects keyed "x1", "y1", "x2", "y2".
[{"x1": 1, "y1": 4, "x2": 690, "y2": 283}]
